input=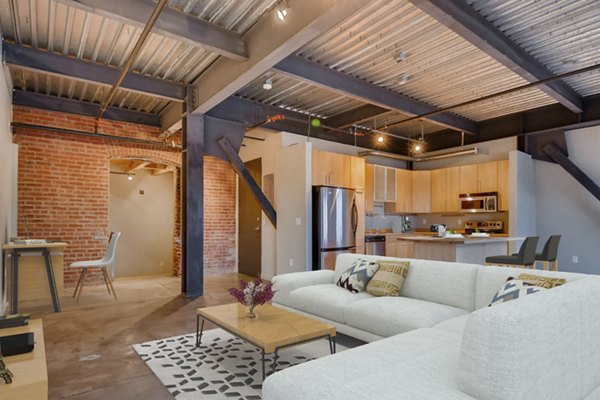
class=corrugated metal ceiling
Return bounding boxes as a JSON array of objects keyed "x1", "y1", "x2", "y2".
[
  {"x1": 0, "y1": 0, "x2": 277, "y2": 112},
  {"x1": 296, "y1": 0, "x2": 558, "y2": 122},
  {"x1": 467, "y1": 0, "x2": 600, "y2": 97}
]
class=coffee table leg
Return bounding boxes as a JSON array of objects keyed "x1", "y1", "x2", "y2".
[
  {"x1": 195, "y1": 316, "x2": 205, "y2": 347},
  {"x1": 261, "y1": 350, "x2": 266, "y2": 381},
  {"x1": 328, "y1": 335, "x2": 336, "y2": 354},
  {"x1": 271, "y1": 350, "x2": 279, "y2": 374}
]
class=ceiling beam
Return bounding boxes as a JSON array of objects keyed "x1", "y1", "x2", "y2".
[
  {"x1": 54, "y1": 0, "x2": 247, "y2": 60},
  {"x1": 13, "y1": 90, "x2": 161, "y2": 127},
  {"x1": 273, "y1": 55, "x2": 478, "y2": 134},
  {"x1": 126, "y1": 160, "x2": 151, "y2": 172},
  {"x1": 407, "y1": 0, "x2": 583, "y2": 113},
  {"x1": 326, "y1": 104, "x2": 390, "y2": 129},
  {"x1": 4, "y1": 43, "x2": 185, "y2": 101},
  {"x1": 208, "y1": 96, "x2": 409, "y2": 154},
  {"x1": 426, "y1": 94, "x2": 600, "y2": 151},
  {"x1": 188, "y1": 0, "x2": 368, "y2": 119}
]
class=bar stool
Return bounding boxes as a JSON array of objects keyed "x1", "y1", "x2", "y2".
[
  {"x1": 536, "y1": 235, "x2": 561, "y2": 271},
  {"x1": 485, "y1": 236, "x2": 539, "y2": 269}
]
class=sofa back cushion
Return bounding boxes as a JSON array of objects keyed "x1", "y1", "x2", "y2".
[
  {"x1": 458, "y1": 278, "x2": 600, "y2": 400},
  {"x1": 474, "y1": 266, "x2": 589, "y2": 309},
  {"x1": 335, "y1": 254, "x2": 479, "y2": 311}
]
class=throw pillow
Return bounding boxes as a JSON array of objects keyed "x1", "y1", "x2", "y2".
[
  {"x1": 517, "y1": 273, "x2": 566, "y2": 289},
  {"x1": 366, "y1": 260, "x2": 410, "y2": 297},
  {"x1": 488, "y1": 277, "x2": 547, "y2": 307},
  {"x1": 336, "y1": 259, "x2": 379, "y2": 293}
]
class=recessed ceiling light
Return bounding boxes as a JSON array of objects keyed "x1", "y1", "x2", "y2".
[
  {"x1": 276, "y1": 8, "x2": 288, "y2": 21},
  {"x1": 263, "y1": 78, "x2": 273, "y2": 90}
]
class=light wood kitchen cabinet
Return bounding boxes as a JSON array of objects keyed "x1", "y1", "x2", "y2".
[
  {"x1": 430, "y1": 168, "x2": 447, "y2": 213},
  {"x1": 386, "y1": 237, "x2": 414, "y2": 258},
  {"x1": 459, "y1": 161, "x2": 498, "y2": 194},
  {"x1": 365, "y1": 164, "x2": 374, "y2": 213},
  {"x1": 412, "y1": 170, "x2": 431, "y2": 213},
  {"x1": 373, "y1": 165, "x2": 396, "y2": 202},
  {"x1": 350, "y1": 156, "x2": 365, "y2": 192},
  {"x1": 312, "y1": 151, "x2": 365, "y2": 191},
  {"x1": 395, "y1": 169, "x2": 412, "y2": 213},
  {"x1": 478, "y1": 161, "x2": 497, "y2": 192},
  {"x1": 459, "y1": 164, "x2": 478, "y2": 194},
  {"x1": 497, "y1": 159, "x2": 509, "y2": 211},
  {"x1": 446, "y1": 166, "x2": 461, "y2": 212}
]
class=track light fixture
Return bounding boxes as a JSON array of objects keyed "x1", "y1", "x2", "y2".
[
  {"x1": 276, "y1": 1, "x2": 291, "y2": 22},
  {"x1": 377, "y1": 135, "x2": 385, "y2": 143},
  {"x1": 127, "y1": 174, "x2": 134, "y2": 181}
]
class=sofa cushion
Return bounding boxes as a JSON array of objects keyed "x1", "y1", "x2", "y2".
[
  {"x1": 288, "y1": 284, "x2": 372, "y2": 323},
  {"x1": 343, "y1": 296, "x2": 469, "y2": 338},
  {"x1": 335, "y1": 254, "x2": 479, "y2": 311},
  {"x1": 366, "y1": 260, "x2": 409, "y2": 296},
  {"x1": 458, "y1": 278, "x2": 600, "y2": 400},
  {"x1": 474, "y1": 266, "x2": 589, "y2": 309},
  {"x1": 263, "y1": 328, "x2": 475, "y2": 400},
  {"x1": 336, "y1": 258, "x2": 379, "y2": 293},
  {"x1": 488, "y1": 278, "x2": 547, "y2": 307},
  {"x1": 272, "y1": 270, "x2": 335, "y2": 307}
]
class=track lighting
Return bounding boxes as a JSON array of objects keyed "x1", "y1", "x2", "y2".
[
  {"x1": 127, "y1": 174, "x2": 134, "y2": 181},
  {"x1": 377, "y1": 135, "x2": 385, "y2": 143},
  {"x1": 263, "y1": 78, "x2": 273, "y2": 90}
]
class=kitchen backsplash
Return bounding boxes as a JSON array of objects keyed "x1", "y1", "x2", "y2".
[{"x1": 365, "y1": 202, "x2": 415, "y2": 232}]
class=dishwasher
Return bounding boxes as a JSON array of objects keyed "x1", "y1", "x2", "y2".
[{"x1": 365, "y1": 235, "x2": 386, "y2": 256}]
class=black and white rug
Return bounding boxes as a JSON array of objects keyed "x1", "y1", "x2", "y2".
[{"x1": 133, "y1": 328, "x2": 346, "y2": 399}]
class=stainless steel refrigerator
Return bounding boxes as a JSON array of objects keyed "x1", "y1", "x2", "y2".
[{"x1": 312, "y1": 186, "x2": 358, "y2": 270}]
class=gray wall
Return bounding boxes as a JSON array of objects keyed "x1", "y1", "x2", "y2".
[
  {"x1": 534, "y1": 127, "x2": 600, "y2": 274},
  {"x1": 0, "y1": 63, "x2": 15, "y2": 314}
]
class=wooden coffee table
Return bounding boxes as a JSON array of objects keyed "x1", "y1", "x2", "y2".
[{"x1": 195, "y1": 303, "x2": 336, "y2": 380}]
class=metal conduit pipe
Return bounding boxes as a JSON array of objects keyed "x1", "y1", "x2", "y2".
[
  {"x1": 96, "y1": 0, "x2": 169, "y2": 122},
  {"x1": 12, "y1": 122, "x2": 182, "y2": 150}
]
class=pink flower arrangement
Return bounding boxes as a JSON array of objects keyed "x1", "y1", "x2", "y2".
[{"x1": 228, "y1": 279, "x2": 275, "y2": 317}]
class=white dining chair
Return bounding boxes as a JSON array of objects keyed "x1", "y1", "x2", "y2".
[{"x1": 71, "y1": 232, "x2": 121, "y2": 304}]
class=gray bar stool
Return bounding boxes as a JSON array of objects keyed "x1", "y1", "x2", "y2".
[
  {"x1": 536, "y1": 235, "x2": 561, "y2": 271},
  {"x1": 485, "y1": 236, "x2": 539, "y2": 269}
]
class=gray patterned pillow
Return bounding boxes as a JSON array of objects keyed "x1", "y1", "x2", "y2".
[
  {"x1": 336, "y1": 259, "x2": 379, "y2": 293},
  {"x1": 488, "y1": 278, "x2": 547, "y2": 307}
]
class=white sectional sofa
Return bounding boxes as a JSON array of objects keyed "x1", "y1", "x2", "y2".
[{"x1": 263, "y1": 254, "x2": 600, "y2": 400}]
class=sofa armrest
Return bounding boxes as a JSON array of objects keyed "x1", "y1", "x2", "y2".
[{"x1": 272, "y1": 270, "x2": 335, "y2": 307}]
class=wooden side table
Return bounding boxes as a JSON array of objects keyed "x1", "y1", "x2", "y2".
[{"x1": 0, "y1": 319, "x2": 48, "y2": 400}]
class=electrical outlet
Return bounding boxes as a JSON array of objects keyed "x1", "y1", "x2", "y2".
[
  {"x1": 289, "y1": 258, "x2": 294, "y2": 267},
  {"x1": 422, "y1": 218, "x2": 427, "y2": 225},
  {"x1": 457, "y1": 219, "x2": 463, "y2": 226},
  {"x1": 295, "y1": 217, "x2": 301, "y2": 226},
  {"x1": 572, "y1": 255, "x2": 579, "y2": 264}
]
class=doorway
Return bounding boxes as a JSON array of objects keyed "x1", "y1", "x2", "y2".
[
  {"x1": 109, "y1": 159, "x2": 176, "y2": 278},
  {"x1": 238, "y1": 158, "x2": 262, "y2": 277}
]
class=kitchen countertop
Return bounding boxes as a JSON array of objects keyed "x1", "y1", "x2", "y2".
[{"x1": 387, "y1": 235, "x2": 521, "y2": 244}]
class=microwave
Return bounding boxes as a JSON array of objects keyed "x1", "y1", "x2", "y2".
[{"x1": 459, "y1": 192, "x2": 498, "y2": 213}]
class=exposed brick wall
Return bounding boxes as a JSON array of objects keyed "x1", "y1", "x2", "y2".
[{"x1": 13, "y1": 106, "x2": 236, "y2": 288}]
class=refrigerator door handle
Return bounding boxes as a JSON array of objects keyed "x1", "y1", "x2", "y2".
[{"x1": 351, "y1": 198, "x2": 358, "y2": 235}]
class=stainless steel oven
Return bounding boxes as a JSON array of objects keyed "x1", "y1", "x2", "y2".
[{"x1": 459, "y1": 192, "x2": 498, "y2": 213}]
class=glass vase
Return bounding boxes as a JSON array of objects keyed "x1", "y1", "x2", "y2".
[{"x1": 246, "y1": 304, "x2": 257, "y2": 318}]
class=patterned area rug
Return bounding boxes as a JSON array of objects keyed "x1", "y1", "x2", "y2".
[{"x1": 133, "y1": 328, "x2": 346, "y2": 399}]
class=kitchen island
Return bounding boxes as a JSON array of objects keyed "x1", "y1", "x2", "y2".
[{"x1": 384, "y1": 234, "x2": 523, "y2": 264}]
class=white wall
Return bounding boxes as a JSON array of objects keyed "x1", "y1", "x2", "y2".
[
  {"x1": 0, "y1": 63, "x2": 15, "y2": 314},
  {"x1": 534, "y1": 127, "x2": 600, "y2": 274},
  {"x1": 275, "y1": 141, "x2": 312, "y2": 275},
  {"x1": 109, "y1": 167, "x2": 175, "y2": 277},
  {"x1": 414, "y1": 137, "x2": 516, "y2": 170}
]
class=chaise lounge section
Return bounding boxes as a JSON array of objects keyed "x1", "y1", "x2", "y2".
[{"x1": 264, "y1": 254, "x2": 600, "y2": 400}]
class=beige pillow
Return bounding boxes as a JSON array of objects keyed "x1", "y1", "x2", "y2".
[
  {"x1": 517, "y1": 273, "x2": 566, "y2": 289},
  {"x1": 366, "y1": 261, "x2": 410, "y2": 297}
]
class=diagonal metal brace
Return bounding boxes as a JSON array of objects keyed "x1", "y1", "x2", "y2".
[
  {"x1": 543, "y1": 142, "x2": 600, "y2": 202},
  {"x1": 218, "y1": 137, "x2": 277, "y2": 228}
]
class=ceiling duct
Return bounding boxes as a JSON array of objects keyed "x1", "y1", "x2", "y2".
[{"x1": 358, "y1": 146, "x2": 478, "y2": 162}]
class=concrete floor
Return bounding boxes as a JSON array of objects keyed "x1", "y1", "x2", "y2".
[{"x1": 23, "y1": 273, "x2": 254, "y2": 400}]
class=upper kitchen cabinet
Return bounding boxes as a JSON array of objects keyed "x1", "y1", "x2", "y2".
[
  {"x1": 373, "y1": 165, "x2": 396, "y2": 202},
  {"x1": 430, "y1": 168, "x2": 447, "y2": 213},
  {"x1": 395, "y1": 169, "x2": 412, "y2": 213},
  {"x1": 365, "y1": 164, "x2": 375, "y2": 213},
  {"x1": 459, "y1": 161, "x2": 497, "y2": 194},
  {"x1": 446, "y1": 166, "x2": 461, "y2": 212},
  {"x1": 312, "y1": 151, "x2": 364, "y2": 191},
  {"x1": 497, "y1": 159, "x2": 509, "y2": 211},
  {"x1": 412, "y1": 170, "x2": 431, "y2": 213}
]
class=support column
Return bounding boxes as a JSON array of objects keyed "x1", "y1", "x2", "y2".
[{"x1": 182, "y1": 108, "x2": 205, "y2": 297}]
